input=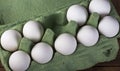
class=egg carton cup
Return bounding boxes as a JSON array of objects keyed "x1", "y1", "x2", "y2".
[{"x1": 0, "y1": 0, "x2": 120, "y2": 71}]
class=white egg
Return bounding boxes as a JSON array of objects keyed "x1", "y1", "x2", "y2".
[
  {"x1": 67, "y1": 4, "x2": 88, "y2": 26},
  {"x1": 31, "y1": 42, "x2": 53, "y2": 64},
  {"x1": 98, "y1": 16, "x2": 119, "y2": 37},
  {"x1": 23, "y1": 20, "x2": 44, "y2": 42},
  {"x1": 89, "y1": 0, "x2": 111, "y2": 16},
  {"x1": 54, "y1": 33, "x2": 77, "y2": 55},
  {"x1": 1, "y1": 30, "x2": 22, "y2": 52},
  {"x1": 77, "y1": 25, "x2": 99, "y2": 46},
  {"x1": 9, "y1": 51, "x2": 31, "y2": 71}
]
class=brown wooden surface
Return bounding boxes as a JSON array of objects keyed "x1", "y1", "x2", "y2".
[{"x1": 0, "y1": 0, "x2": 120, "y2": 71}]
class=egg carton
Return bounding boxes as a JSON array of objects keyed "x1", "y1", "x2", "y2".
[{"x1": 0, "y1": 0, "x2": 120, "y2": 71}]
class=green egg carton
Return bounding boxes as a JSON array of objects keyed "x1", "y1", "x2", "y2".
[{"x1": 0, "y1": 0, "x2": 120, "y2": 71}]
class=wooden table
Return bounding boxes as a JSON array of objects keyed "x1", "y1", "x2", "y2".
[{"x1": 0, "y1": 0, "x2": 120, "y2": 71}]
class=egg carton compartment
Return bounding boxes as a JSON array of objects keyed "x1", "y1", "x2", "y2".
[{"x1": 0, "y1": 0, "x2": 120, "y2": 71}]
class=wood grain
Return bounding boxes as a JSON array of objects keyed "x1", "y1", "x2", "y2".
[
  {"x1": 83, "y1": 67, "x2": 120, "y2": 71},
  {"x1": 0, "y1": 68, "x2": 5, "y2": 71},
  {"x1": 0, "y1": 0, "x2": 120, "y2": 71},
  {"x1": 111, "y1": 0, "x2": 120, "y2": 16},
  {"x1": 0, "y1": 62, "x2": 3, "y2": 68}
]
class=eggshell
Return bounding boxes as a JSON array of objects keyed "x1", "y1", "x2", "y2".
[
  {"x1": 89, "y1": 0, "x2": 111, "y2": 16},
  {"x1": 67, "y1": 5, "x2": 88, "y2": 26},
  {"x1": 77, "y1": 25, "x2": 99, "y2": 46},
  {"x1": 9, "y1": 51, "x2": 31, "y2": 71},
  {"x1": 54, "y1": 33, "x2": 77, "y2": 55},
  {"x1": 23, "y1": 20, "x2": 44, "y2": 42},
  {"x1": 31, "y1": 42, "x2": 53, "y2": 64},
  {"x1": 1, "y1": 30, "x2": 22, "y2": 51},
  {"x1": 98, "y1": 16, "x2": 119, "y2": 37}
]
